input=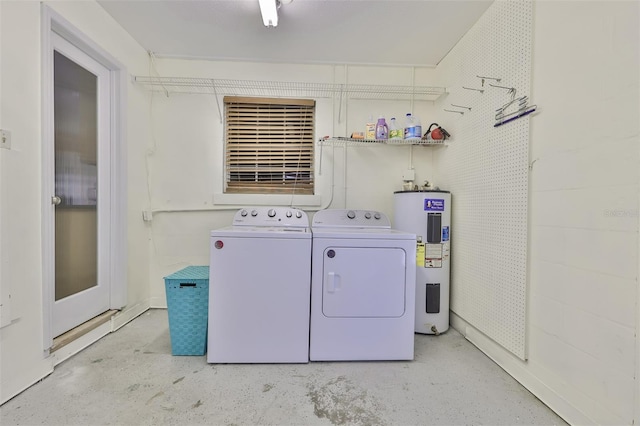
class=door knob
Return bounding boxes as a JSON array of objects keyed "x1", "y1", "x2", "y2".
[{"x1": 51, "y1": 196, "x2": 62, "y2": 205}]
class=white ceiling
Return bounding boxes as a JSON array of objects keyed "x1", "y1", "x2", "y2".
[{"x1": 98, "y1": 0, "x2": 493, "y2": 67}]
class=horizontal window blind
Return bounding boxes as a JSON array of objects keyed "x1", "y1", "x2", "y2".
[{"x1": 224, "y1": 96, "x2": 315, "y2": 195}]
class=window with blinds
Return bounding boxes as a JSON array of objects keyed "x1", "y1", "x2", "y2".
[{"x1": 224, "y1": 96, "x2": 315, "y2": 195}]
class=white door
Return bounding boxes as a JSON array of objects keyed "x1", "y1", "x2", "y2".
[
  {"x1": 49, "y1": 33, "x2": 111, "y2": 337},
  {"x1": 321, "y1": 246, "x2": 406, "y2": 318}
]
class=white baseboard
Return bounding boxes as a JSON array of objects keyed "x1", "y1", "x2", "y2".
[
  {"x1": 111, "y1": 300, "x2": 150, "y2": 331},
  {"x1": 451, "y1": 312, "x2": 608, "y2": 426},
  {"x1": 50, "y1": 321, "x2": 112, "y2": 366},
  {"x1": 149, "y1": 296, "x2": 166, "y2": 309},
  {"x1": 51, "y1": 301, "x2": 150, "y2": 365}
]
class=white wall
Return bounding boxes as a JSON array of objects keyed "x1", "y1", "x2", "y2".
[
  {"x1": 142, "y1": 59, "x2": 440, "y2": 305},
  {"x1": 450, "y1": 1, "x2": 639, "y2": 425},
  {"x1": 0, "y1": 0, "x2": 152, "y2": 404}
]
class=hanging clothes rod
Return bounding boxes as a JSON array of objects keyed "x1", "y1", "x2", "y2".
[
  {"x1": 494, "y1": 106, "x2": 537, "y2": 127},
  {"x1": 495, "y1": 96, "x2": 528, "y2": 120}
]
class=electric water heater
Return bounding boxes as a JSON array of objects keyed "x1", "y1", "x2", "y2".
[{"x1": 393, "y1": 190, "x2": 451, "y2": 335}]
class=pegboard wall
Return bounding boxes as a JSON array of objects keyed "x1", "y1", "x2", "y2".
[{"x1": 432, "y1": 1, "x2": 533, "y2": 360}]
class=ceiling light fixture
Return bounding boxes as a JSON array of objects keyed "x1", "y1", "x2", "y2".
[{"x1": 258, "y1": 0, "x2": 279, "y2": 28}]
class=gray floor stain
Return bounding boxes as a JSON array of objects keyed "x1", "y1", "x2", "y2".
[
  {"x1": 91, "y1": 358, "x2": 103, "y2": 363},
  {"x1": 127, "y1": 384, "x2": 140, "y2": 392},
  {"x1": 262, "y1": 384, "x2": 274, "y2": 393},
  {"x1": 146, "y1": 391, "x2": 164, "y2": 405},
  {"x1": 173, "y1": 377, "x2": 185, "y2": 384},
  {"x1": 307, "y1": 376, "x2": 385, "y2": 426},
  {"x1": 192, "y1": 400, "x2": 203, "y2": 409}
]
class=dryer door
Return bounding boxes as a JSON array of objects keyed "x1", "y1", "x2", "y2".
[{"x1": 322, "y1": 246, "x2": 406, "y2": 318}]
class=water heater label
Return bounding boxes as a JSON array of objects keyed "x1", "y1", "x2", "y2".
[
  {"x1": 424, "y1": 199, "x2": 445, "y2": 211},
  {"x1": 425, "y1": 244, "x2": 443, "y2": 268},
  {"x1": 442, "y1": 226, "x2": 450, "y2": 242}
]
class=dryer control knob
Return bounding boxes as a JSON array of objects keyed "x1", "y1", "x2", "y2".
[
  {"x1": 268, "y1": 209, "x2": 276, "y2": 218},
  {"x1": 240, "y1": 209, "x2": 248, "y2": 217},
  {"x1": 286, "y1": 211, "x2": 292, "y2": 218},
  {"x1": 347, "y1": 210, "x2": 356, "y2": 219},
  {"x1": 364, "y1": 212, "x2": 372, "y2": 219},
  {"x1": 295, "y1": 211, "x2": 303, "y2": 219},
  {"x1": 251, "y1": 209, "x2": 258, "y2": 217},
  {"x1": 374, "y1": 212, "x2": 381, "y2": 220}
]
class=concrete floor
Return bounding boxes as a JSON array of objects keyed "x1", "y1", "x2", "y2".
[{"x1": 1, "y1": 309, "x2": 566, "y2": 426}]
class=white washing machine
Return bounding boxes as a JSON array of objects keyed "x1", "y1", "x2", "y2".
[
  {"x1": 309, "y1": 209, "x2": 416, "y2": 361},
  {"x1": 207, "y1": 207, "x2": 311, "y2": 363}
]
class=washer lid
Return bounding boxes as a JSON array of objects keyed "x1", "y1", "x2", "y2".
[
  {"x1": 311, "y1": 227, "x2": 415, "y2": 240},
  {"x1": 211, "y1": 226, "x2": 311, "y2": 239}
]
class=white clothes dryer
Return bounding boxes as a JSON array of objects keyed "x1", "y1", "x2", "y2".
[
  {"x1": 208, "y1": 207, "x2": 311, "y2": 363},
  {"x1": 309, "y1": 209, "x2": 416, "y2": 361}
]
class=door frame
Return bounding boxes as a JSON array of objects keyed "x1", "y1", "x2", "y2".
[{"x1": 41, "y1": 5, "x2": 127, "y2": 351}]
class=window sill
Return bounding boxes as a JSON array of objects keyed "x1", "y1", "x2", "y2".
[{"x1": 213, "y1": 193, "x2": 322, "y2": 207}]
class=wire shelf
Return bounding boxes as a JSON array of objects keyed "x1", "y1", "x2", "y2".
[
  {"x1": 133, "y1": 76, "x2": 447, "y2": 101},
  {"x1": 318, "y1": 137, "x2": 448, "y2": 147}
]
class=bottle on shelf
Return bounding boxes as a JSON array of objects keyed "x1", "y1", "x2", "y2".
[
  {"x1": 375, "y1": 116, "x2": 388, "y2": 140},
  {"x1": 414, "y1": 115, "x2": 422, "y2": 139},
  {"x1": 404, "y1": 113, "x2": 415, "y2": 139},
  {"x1": 365, "y1": 115, "x2": 376, "y2": 139},
  {"x1": 389, "y1": 117, "x2": 403, "y2": 139}
]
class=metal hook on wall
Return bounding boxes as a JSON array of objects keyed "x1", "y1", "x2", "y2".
[
  {"x1": 462, "y1": 86, "x2": 484, "y2": 94},
  {"x1": 489, "y1": 83, "x2": 517, "y2": 99},
  {"x1": 451, "y1": 104, "x2": 472, "y2": 111},
  {"x1": 476, "y1": 75, "x2": 501, "y2": 87}
]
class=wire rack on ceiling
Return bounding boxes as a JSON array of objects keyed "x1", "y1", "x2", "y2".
[{"x1": 132, "y1": 76, "x2": 448, "y2": 101}]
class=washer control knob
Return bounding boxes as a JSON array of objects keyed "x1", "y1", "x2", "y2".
[
  {"x1": 267, "y1": 209, "x2": 276, "y2": 218},
  {"x1": 374, "y1": 212, "x2": 381, "y2": 220},
  {"x1": 286, "y1": 211, "x2": 292, "y2": 218},
  {"x1": 347, "y1": 210, "x2": 356, "y2": 219},
  {"x1": 240, "y1": 209, "x2": 248, "y2": 217},
  {"x1": 295, "y1": 211, "x2": 303, "y2": 219},
  {"x1": 251, "y1": 209, "x2": 258, "y2": 217},
  {"x1": 364, "y1": 212, "x2": 372, "y2": 219}
]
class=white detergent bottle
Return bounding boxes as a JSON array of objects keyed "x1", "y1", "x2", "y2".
[
  {"x1": 404, "y1": 113, "x2": 415, "y2": 139},
  {"x1": 414, "y1": 115, "x2": 422, "y2": 139}
]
